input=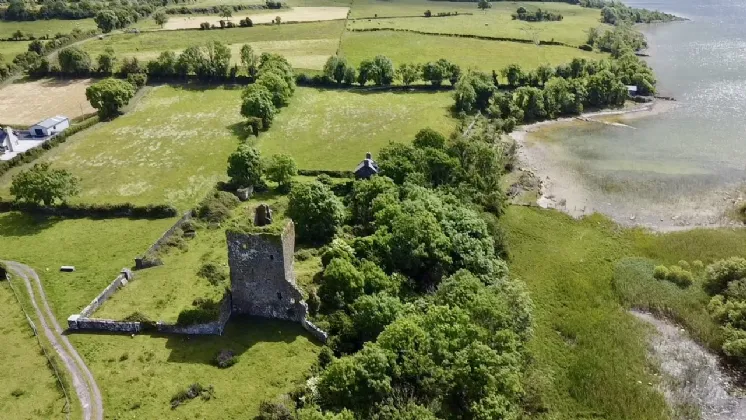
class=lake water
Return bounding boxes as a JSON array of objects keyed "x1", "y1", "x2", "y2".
[{"x1": 524, "y1": 0, "x2": 746, "y2": 229}]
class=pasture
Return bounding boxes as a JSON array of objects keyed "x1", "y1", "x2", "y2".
[
  {"x1": 256, "y1": 87, "x2": 456, "y2": 171},
  {"x1": 349, "y1": 0, "x2": 476, "y2": 18},
  {"x1": 162, "y1": 6, "x2": 350, "y2": 30},
  {"x1": 341, "y1": 30, "x2": 604, "y2": 76},
  {"x1": 0, "y1": 18, "x2": 97, "y2": 39},
  {"x1": 0, "y1": 282, "x2": 66, "y2": 420},
  {"x1": 69, "y1": 318, "x2": 320, "y2": 419},
  {"x1": 0, "y1": 78, "x2": 96, "y2": 126},
  {"x1": 348, "y1": 2, "x2": 606, "y2": 46},
  {"x1": 0, "y1": 85, "x2": 244, "y2": 209},
  {"x1": 80, "y1": 20, "x2": 344, "y2": 71},
  {"x1": 0, "y1": 40, "x2": 30, "y2": 61}
]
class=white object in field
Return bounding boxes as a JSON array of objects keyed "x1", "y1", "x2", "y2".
[{"x1": 60, "y1": 266, "x2": 76, "y2": 272}]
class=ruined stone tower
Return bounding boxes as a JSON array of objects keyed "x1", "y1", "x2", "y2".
[{"x1": 226, "y1": 221, "x2": 307, "y2": 322}]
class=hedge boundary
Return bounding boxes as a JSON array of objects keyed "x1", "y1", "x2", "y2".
[
  {"x1": 347, "y1": 27, "x2": 578, "y2": 48},
  {"x1": 0, "y1": 200, "x2": 178, "y2": 219},
  {"x1": 297, "y1": 169, "x2": 354, "y2": 178},
  {"x1": 0, "y1": 116, "x2": 99, "y2": 177}
]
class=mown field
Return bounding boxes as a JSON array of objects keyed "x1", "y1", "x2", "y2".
[
  {"x1": 0, "y1": 39, "x2": 30, "y2": 61},
  {"x1": 0, "y1": 78, "x2": 96, "y2": 126},
  {"x1": 69, "y1": 318, "x2": 319, "y2": 419},
  {"x1": 502, "y1": 206, "x2": 746, "y2": 419},
  {"x1": 0, "y1": 282, "x2": 67, "y2": 420},
  {"x1": 255, "y1": 87, "x2": 456, "y2": 171},
  {"x1": 80, "y1": 20, "x2": 345, "y2": 71},
  {"x1": 348, "y1": 2, "x2": 606, "y2": 46},
  {"x1": 340, "y1": 31, "x2": 604, "y2": 76},
  {"x1": 349, "y1": 0, "x2": 476, "y2": 18},
  {"x1": 0, "y1": 85, "x2": 244, "y2": 209}
]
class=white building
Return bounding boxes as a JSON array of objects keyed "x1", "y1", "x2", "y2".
[
  {"x1": 30, "y1": 116, "x2": 70, "y2": 137},
  {"x1": 0, "y1": 127, "x2": 19, "y2": 153}
]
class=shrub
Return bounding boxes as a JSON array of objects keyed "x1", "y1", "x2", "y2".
[
  {"x1": 692, "y1": 260, "x2": 704, "y2": 271},
  {"x1": 678, "y1": 260, "x2": 690, "y2": 270},
  {"x1": 196, "y1": 191, "x2": 238, "y2": 224},
  {"x1": 321, "y1": 238, "x2": 356, "y2": 267},
  {"x1": 666, "y1": 265, "x2": 693, "y2": 288},
  {"x1": 123, "y1": 311, "x2": 157, "y2": 331},
  {"x1": 579, "y1": 44, "x2": 594, "y2": 51},
  {"x1": 704, "y1": 257, "x2": 746, "y2": 295},
  {"x1": 652, "y1": 265, "x2": 668, "y2": 280},
  {"x1": 256, "y1": 400, "x2": 293, "y2": 419},
  {"x1": 318, "y1": 258, "x2": 364, "y2": 310},
  {"x1": 170, "y1": 383, "x2": 215, "y2": 409},
  {"x1": 200, "y1": 22, "x2": 211, "y2": 30},
  {"x1": 126, "y1": 72, "x2": 147, "y2": 88},
  {"x1": 318, "y1": 346, "x2": 334, "y2": 368},
  {"x1": 197, "y1": 262, "x2": 227, "y2": 285},
  {"x1": 213, "y1": 349, "x2": 237, "y2": 368}
]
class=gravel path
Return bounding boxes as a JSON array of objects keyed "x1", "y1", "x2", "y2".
[
  {"x1": 632, "y1": 310, "x2": 746, "y2": 419},
  {"x1": 4, "y1": 261, "x2": 103, "y2": 420}
]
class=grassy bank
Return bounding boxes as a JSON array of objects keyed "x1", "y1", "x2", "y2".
[
  {"x1": 502, "y1": 206, "x2": 746, "y2": 418},
  {"x1": 0, "y1": 282, "x2": 67, "y2": 419}
]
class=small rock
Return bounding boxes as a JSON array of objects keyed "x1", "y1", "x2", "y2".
[{"x1": 630, "y1": 215, "x2": 636, "y2": 220}]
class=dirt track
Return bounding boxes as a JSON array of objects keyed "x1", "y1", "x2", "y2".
[{"x1": 4, "y1": 261, "x2": 103, "y2": 420}]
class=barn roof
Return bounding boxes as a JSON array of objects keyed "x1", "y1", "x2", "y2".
[{"x1": 33, "y1": 116, "x2": 69, "y2": 129}]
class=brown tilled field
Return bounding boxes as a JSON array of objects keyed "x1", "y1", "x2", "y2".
[
  {"x1": 162, "y1": 6, "x2": 349, "y2": 30},
  {"x1": 0, "y1": 78, "x2": 96, "y2": 126}
]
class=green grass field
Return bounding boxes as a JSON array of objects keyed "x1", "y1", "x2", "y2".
[
  {"x1": 502, "y1": 206, "x2": 746, "y2": 419},
  {"x1": 0, "y1": 18, "x2": 97, "y2": 39},
  {"x1": 0, "y1": 85, "x2": 245, "y2": 210},
  {"x1": 0, "y1": 282, "x2": 67, "y2": 419},
  {"x1": 340, "y1": 31, "x2": 605, "y2": 76},
  {"x1": 0, "y1": 212, "x2": 175, "y2": 320},
  {"x1": 255, "y1": 87, "x2": 456, "y2": 171},
  {"x1": 349, "y1": 0, "x2": 475, "y2": 18},
  {"x1": 348, "y1": 2, "x2": 606, "y2": 46},
  {"x1": 0, "y1": 40, "x2": 30, "y2": 60},
  {"x1": 69, "y1": 317, "x2": 319, "y2": 419},
  {"x1": 80, "y1": 20, "x2": 344, "y2": 71}
]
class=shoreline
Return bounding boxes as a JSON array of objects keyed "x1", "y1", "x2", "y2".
[{"x1": 508, "y1": 100, "x2": 745, "y2": 232}]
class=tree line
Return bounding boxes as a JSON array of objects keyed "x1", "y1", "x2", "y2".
[
  {"x1": 579, "y1": 0, "x2": 682, "y2": 25},
  {"x1": 0, "y1": 0, "x2": 187, "y2": 22},
  {"x1": 512, "y1": 6, "x2": 563, "y2": 22}
]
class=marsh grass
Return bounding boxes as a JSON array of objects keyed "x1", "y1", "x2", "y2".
[{"x1": 502, "y1": 206, "x2": 746, "y2": 418}]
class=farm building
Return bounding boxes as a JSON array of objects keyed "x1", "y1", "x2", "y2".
[
  {"x1": 354, "y1": 152, "x2": 380, "y2": 179},
  {"x1": 0, "y1": 127, "x2": 19, "y2": 153},
  {"x1": 30, "y1": 116, "x2": 70, "y2": 137}
]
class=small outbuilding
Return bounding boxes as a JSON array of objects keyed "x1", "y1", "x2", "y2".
[
  {"x1": 30, "y1": 116, "x2": 69, "y2": 137},
  {"x1": 354, "y1": 152, "x2": 380, "y2": 180}
]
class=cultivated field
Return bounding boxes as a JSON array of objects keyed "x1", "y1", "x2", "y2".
[
  {"x1": 0, "y1": 78, "x2": 96, "y2": 126},
  {"x1": 341, "y1": 31, "x2": 604, "y2": 76},
  {"x1": 0, "y1": 85, "x2": 244, "y2": 209},
  {"x1": 69, "y1": 318, "x2": 319, "y2": 419},
  {"x1": 0, "y1": 283, "x2": 66, "y2": 420},
  {"x1": 256, "y1": 87, "x2": 456, "y2": 171},
  {"x1": 81, "y1": 20, "x2": 344, "y2": 70},
  {"x1": 0, "y1": 18, "x2": 97, "y2": 39},
  {"x1": 349, "y1": 2, "x2": 606, "y2": 46},
  {"x1": 163, "y1": 6, "x2": 350, "y2": 30},
  {"x1": 349, "y1": 0, "x2": 476, "y2": 18}
]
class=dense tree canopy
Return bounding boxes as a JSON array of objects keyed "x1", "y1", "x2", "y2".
[
  {"x1": 10, "y1": 163, "x2": 80, "y2": 206},
  {"x1": 85, "y1": 77, "x2": 136, "y2": 119},
  {"x1": 287, "y1": 181, "x2": 345, "y2": 244},
  {"x1": 226, "y1": 144, "x2": 263, "y2": 188}
]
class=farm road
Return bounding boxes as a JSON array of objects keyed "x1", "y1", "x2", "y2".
[{"x1": 4, "y1": 261, "x2": 103, "y2": 420}]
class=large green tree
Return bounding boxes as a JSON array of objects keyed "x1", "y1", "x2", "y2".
[
  {"x1": 58, "y1": 46, "x2": 91, "y2": 74},
  {"x1": 94, "y1": 10, "x2": 120, "y2": 33},
  {"x1": 240, "y1": 84, "x2": 277, "y2": 128},
  {"x1": 265, "y1": 154, "x2": 297, "y2": 191},
  {"x1": 226, "y1": 144, "x2": 263, "y2": 188},
  {"x1": 10, "y1": 163, "x2": 80, "y2": 206},
  {"x1": 286, "y1": 181, "x2": 345, "y2": 243},
  {"x1": 85, "y1": 78, "x2": 136, "y2": 119}
]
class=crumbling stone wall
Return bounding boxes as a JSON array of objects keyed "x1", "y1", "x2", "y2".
[
  {"x1": 135, "y1": 211, "x2": 192, "y2": 269},
  {"x1": 79, "y1": 269, "x2": 133, "y2": 317},
  {"x1": 67, "y1": 315, "x2": 141, "y2": 333},
  {"x1": 227, "y1": 221, "x2": 308, "y2": 322}
]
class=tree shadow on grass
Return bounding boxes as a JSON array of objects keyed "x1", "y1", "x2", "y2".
[
  {"x1": 0, "y1": 212, "x2": 62, "y2": 237},
  {"x1": 228, "y1": 121, "x2": 255, "y2": 141},
  {"x1": 163, "y1": 316, "x2": 316, "y2": 366}
]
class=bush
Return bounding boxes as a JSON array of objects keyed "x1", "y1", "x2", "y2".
[
  {"x1": 127, "y1": 72, "x2": 147, "y2": 88},
  {"x1": 256, "y1": 400, "x2": 293, "y2": 419},
  {"x1": 200, "y1": 22, "x2": 211, "y2": 30},
  {"x1": 318, "y1": 258, "x2": 364, "y2": 310},
  {"x1": 196, "y1": 191, "x2": 239, "y2": 223},
  {"x1": 652, "y1": 265, "x2": 669, "y2": 280},
  {"x1": 318, "y1": 346, "x2": 334, "y2": 368},
  {"x1": 123, "y1": 311, "x2": 157, "y2": 331},
  {"x1": 197, "y1": 262, "x2": 227, "y2": 285},
  {"x1": 678, "y1": 260, "x2": 691, "y2": 270},
  {"x1": 321, "y1": 238, "x2": 356, "y2": 267},
  {"x1": 170, "y1": 383, "x2": 215, "y2": 409},
  {"x1": 666, "y1": 265, "x2": 693, "y2": 288},
  {"x1": 579, "y1": 44, "x2": 594, "y2": 51},
  {"x1": 213, "y1": 349, "x2": 237, "y2": 368},
  {"x1": 10, "y1": 389, "x2": 24, "y2": 398}
]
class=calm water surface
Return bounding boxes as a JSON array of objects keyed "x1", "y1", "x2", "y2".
[{"x1": 532, "y1": 0, "x2": 746, "y2": 227}]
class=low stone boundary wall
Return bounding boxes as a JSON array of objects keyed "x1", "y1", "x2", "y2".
[
  {"x1": 67, "y1": 315, "x2": 142, "y2": 333},
  {"x1": 135, "y1": 211, "x2": 192, "y2": 269},
  {"x1": 302, "y1": 318, "x2": 328, "y2": 343},
  {"x1": 156, "y1": 293, "x2": 232, "y2": 335},
  {"x1": 79, "y1": 269, "x2": 133, "y2": 318}
]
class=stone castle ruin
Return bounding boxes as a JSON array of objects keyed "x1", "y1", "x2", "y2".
[{"x1": 226, "y1": 220, "x2": 308, "y2": 322}]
